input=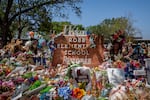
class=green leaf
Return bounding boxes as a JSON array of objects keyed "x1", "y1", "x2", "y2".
[{"x1": 40, "y1": 86, "x2": 53, "y2": 94}]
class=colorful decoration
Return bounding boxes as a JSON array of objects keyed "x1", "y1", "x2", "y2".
[
  {"x1": 111, "y1": 30, "x2": 125, "y2": 44},
  {"x1": 40, "y1": 86, "x2": 53, "y2": 94},
  {"x1": 29, "y1": 31, "x2": 35, "y2": 39},
  {"x1": 29, "y1": 80, "x2": 41, "y2": 90},
  {"x1": 0, "y1": 28, "x2": 150, "y2": 100},
  {"x1": 48, "y1": 39, "x2": 56, "y2": 56},
  {"x1": 38, "y1": 38, "x2": 46, "y2": 49},
  {"x1": 72, "y1": 88, "x2": 85, "y2": 99},
  {"x1": 130, "y1": 60, "x2": 141, "y2": 68},
  {"x1": 113, "y1": 60, "x2": 125, "y2": 68},
  {"x1": 58, "y1": 86, "x2": 72, "y2": 100}
]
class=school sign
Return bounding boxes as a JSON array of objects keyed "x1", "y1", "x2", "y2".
[{"x1": 52, "y1": 29, "x2": 104, "y2": 67}]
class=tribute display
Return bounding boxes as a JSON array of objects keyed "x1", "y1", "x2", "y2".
[{"x1": 51, "y1": 27, "x2": 104, "y2": 67}]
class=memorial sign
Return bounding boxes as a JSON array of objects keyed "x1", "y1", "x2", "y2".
[{"x1": 51, "y1": 28, "x2": 104, "y2": 67}]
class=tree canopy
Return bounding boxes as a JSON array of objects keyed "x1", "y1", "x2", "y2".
[
  {"x1": 0, "y1": 0, "x2": 83, "y2": 47},
  {"x1": 86, "y1": 17, "x2": 141, "y2": 42}
]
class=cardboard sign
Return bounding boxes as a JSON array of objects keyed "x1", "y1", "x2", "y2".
[
  {"x1": 52, "y1": 34, "x2": 104, "y2": 67},
  {"x1": 133, "y1": 69, "x2": 146, "y2": 76},
  {"x1": 107, "y1": 68, "x2": 125, "y2": 86}
]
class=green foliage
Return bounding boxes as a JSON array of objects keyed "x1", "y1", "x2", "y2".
[
  {"x1": 38, "y1": 21, "x2": 85, "y2": 41},
  {"x1": 51, "y1": 21, "x2": 72, "y2": 34},
  {"x1": 0, "y1": 0, "x2": 83, "y2": 46},
  {"x1": 86, "y1": 17, "x2": 136, "y2": 39},
  {"x1": 22, "y1": 72, "x2": 33, "y2": 78},
  {"x1": 40, "y1": 86, "x2": 53, "y2": 94},
  {"x1": 98, "y1": 97, "x2": 108, "y2": 100},
  {"x1": 29, "y1": 80, "x2": 41, "y2": 90},
  {"x1": 78, "y1": 82, "x2": 87, "y2": 90}
]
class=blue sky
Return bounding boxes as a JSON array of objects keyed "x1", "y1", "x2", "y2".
[{"x1": 55, "y1": 0, "x2": 150, "y2": 39}]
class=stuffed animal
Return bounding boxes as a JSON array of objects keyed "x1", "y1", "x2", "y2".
[
  {"x1": 109, "y1": 85, "x2": 129, "y2": 100},
  {"x1": 3, "y1": 39, "x2": 25, "y2": 57}
]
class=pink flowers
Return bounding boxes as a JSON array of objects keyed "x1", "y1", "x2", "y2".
[
  {"x1": 111, "y1": 30, "x2": 125, "y2": 43},
  {"x1": 1, "y1": 80, "x2": 15, "y2": 88}
]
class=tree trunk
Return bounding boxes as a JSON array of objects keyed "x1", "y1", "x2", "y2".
[
  {"x1": 18, "y1": 27, "x2": 22, "y2": 39},
  {"x1": 17, "y1": 0, "x2": 22, "y2": 39},
  {"x1": 2, "y1": 31, "x2": 8, "y2": 47},
  {"x1": 0, "y1": 23, "x2": 11, "y2": 47}
]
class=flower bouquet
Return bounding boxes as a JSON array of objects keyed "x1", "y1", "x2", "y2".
[
  {"x1": 0, "y1": 80, "x2": 15, "y2": 100},
  {"x1": 0, "y1": 69, "x2": 4, "y2": 78},
  {"x1": 58, "y1": 86, "x2": 72, "y2": 100},
  {"x1": 72, "y1": 88, "x2": 86, "y2": 99},
  {"x1": 113, "y1": 60, "x2": 125, "y2": 69},
  {"x1": 130, "y1": 60, "x2": 141, "y2": 68}
]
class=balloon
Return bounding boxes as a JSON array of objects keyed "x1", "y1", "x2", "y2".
[
  {"x1": 29, "y1": 31, "x2": 34, "y2": 38},
  {"x1": 38, "y1": 38, "x2": 46, "y2": 48}
]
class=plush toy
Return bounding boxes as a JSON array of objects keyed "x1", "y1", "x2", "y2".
[
  {"x1": 24, "y1": 39, "x2": 38, "y2": 55},
  {"x1": 3, "y1": 39, "x2": 25, "y2": 57},
  {"x1": 3, "y1": 39, "x2": 16, "y2": 54},
  {"x1": 89, "y1": 33, "x2": 96, "y2": 48},
  {"x1": 81, "y1": 95, "x2": 96, "y2": 100},
  {"x1": 103, "y1": 51, "x2": 111, "y2": 62},
  {"x1": 23, "y1": 40, "x2": 32, "y2": 51},
  {"x1": 109, "y1": 85, "x2": 129, "y2": 100},
  {"x1": 48, "y1": 68, "x2": 58, "y2": 78}
]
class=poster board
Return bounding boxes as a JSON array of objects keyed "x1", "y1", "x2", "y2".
[
  {"x1": 107, "y1": 68, "x2": 125, "y2": 86},
  {"x1": 133, "y1": 69, "x2": 146, "y2": 76},
  {"x1": 145, "y1": 58, "x2": 150, "y2": 85},
  {"x1": 51, "y1": 33, "x2": 104, "y2": 67}
]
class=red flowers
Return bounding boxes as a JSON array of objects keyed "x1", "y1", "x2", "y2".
[
  {"x1": 131, "y1": 60, "x2": 141, "y2": 68},
  {"x1": 111, "y1": 30, "x2": 125, "y2": 43},
  {"x1": 113, "y1": 34, "x2": 119, "y2": 40},
  {"x1": 113, "y1": 60, "x2": 125, "y2": 68}
]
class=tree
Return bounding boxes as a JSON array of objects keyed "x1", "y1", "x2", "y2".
[
  {"x1": 0, "y1": 0, "x2": 83, "y2": 47},
  {"x1": 125, "y1": 15, "x2": 142, "y2": 41},
  {"x1": 39, "y1": 21, "x2": 85, "y2": 34},
  {"x1": 86, "y1": 17, "x2": 140, "y2": 41},
  {"x1": 38, "y1": 21, "x2": 85, "y2": 41}
]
